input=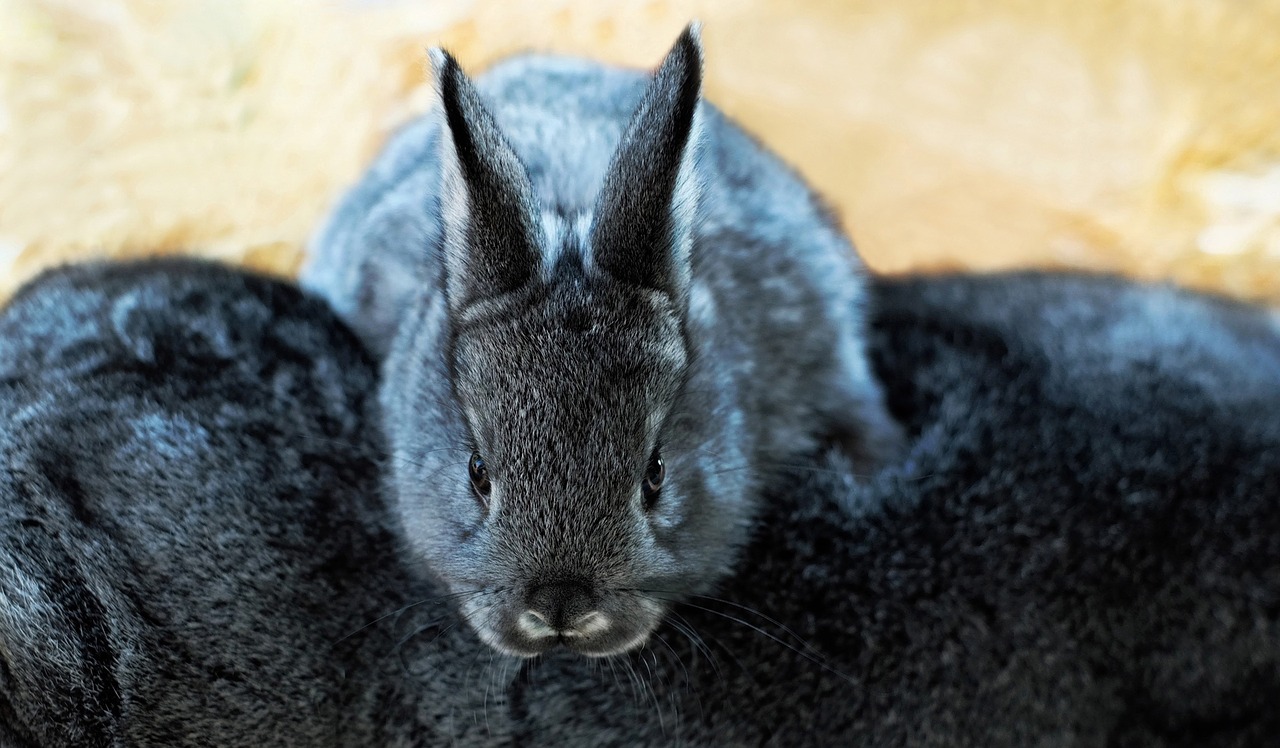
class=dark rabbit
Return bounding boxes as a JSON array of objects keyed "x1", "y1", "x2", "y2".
[
  {"x1": 512, "y1": 272, "x2": 1280, "y2": 747},
  {"x1": 302, "y1": 26, "x2": 900, "y2": 659},
  {"x1": 0, "y1": 259, "x2": 517, "y2": 747},
  {"x1": 3, "y1": 261, "x2": 1277, "y2": 746}
]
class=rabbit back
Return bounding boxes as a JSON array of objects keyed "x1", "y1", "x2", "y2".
[{"x1": 0, "y1": 260, "x2": 513, "y2": 746}]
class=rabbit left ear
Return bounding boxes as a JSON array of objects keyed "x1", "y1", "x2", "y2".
[
  {"x1": 589, "y1": 23, "x2": 705, "y2": 306},
  {"x1": 430, "y1": 48, "x2": 543, "y2": 317}
]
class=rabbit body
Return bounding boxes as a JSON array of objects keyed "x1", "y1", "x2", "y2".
[
  {"x1": 2, "y1": 260, "x2": 1278, "y2": 746},
  {"x1": 0, "y1": 260, "x2": 515, "y2": 747},
  {"x1": 515, "y1": 272, "x2": 1280, "y2": 747},
  {"x1": 303, "y1": 30, "x2": 899, "y2": 658}
]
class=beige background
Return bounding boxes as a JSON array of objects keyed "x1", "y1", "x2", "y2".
[{"x1": 2, "y1": 0, "x2": 1279, "y2": 302}]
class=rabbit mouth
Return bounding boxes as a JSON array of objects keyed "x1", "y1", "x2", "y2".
[{"x1": 460, "y1": 590, "x2": 666, "y2": 658}]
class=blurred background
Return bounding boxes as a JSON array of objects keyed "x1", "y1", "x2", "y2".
[{"x1": 2, "y1": 0, "x2": 1279, "y2": 302}]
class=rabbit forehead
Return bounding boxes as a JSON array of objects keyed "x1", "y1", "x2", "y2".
[
  {"x1": 456, "y1": 327, "x2": 682, "y2": 456},
  {"x1": 455, "y1": 277, "x2": 684, "y2": 391},
  {"x1": 452, "y1": 304, "x2": 682, "y2": 461}
]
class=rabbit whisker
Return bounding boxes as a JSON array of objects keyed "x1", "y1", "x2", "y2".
[
  {"x1": 651, "y1": 630, "x2": 691, "y2": 690},
  {"x1": 334, "y1": 587, "x2": 495, "y2": 647},
  {"x1": 394, "y1": 618, "x2": 459, "y2": 678},
  {"x1": 673, "y1": 600, "x2": 856, "y2": 687},
  {"x1": 630, "y1": 588, "x2": 849, "y2": 685},
  {"x1": 683, "y1": 593, "x2": 828, "y2": 660},
  {"x1": 638, "y1": 586, "x2": 826, "y2": 660},
  {"x1": 636, "y1": 644, "x2": 670, "y2": 730},
  {"x1": 663, "y1": 615, "x2": 717, "y2": 682},
  {"x1": 394, "y1": 596, "x2": 498, "y2": 677},
  {"x1": 667, "y1": 609, "x2": 744, "y2": 686}
]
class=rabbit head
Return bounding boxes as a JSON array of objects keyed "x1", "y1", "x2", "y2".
[{"x1": 387, "y1": 26, "x2": 717, "y2": 658}]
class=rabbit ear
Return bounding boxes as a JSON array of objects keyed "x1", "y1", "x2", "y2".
[
  {"x1": 590, "y1": 23, "x2": 704, "y2": 306},
  {"x1": 430, "y1": 48, "x2": 542, "y2": 315}
]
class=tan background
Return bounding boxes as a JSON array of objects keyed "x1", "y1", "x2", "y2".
[{"x1": 2, "y1": 0, "x2": 1279, "y2": 302}]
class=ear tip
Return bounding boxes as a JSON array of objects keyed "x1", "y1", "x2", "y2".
[
  {"x1": 676, "y1": 21, "x2": 705, "y2": 71},
  {"x1": 683, "y1": 20, "x2": 704, "y2": 46},
  {"x1": 427, "y1": 47, "x2": 458, "y2": 83}
]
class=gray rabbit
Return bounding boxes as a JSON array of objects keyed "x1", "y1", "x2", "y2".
[
  {"x1": 514, "y1": 272, "x2": 1280, "y2": 746},
  {"x1": 0, "y1": 259, "x2": 518, "y2": 747},
  {"x1": 302, "y1": 25, "x2": 900, "y2": 659}
]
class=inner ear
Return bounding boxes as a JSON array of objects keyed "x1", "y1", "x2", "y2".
[
  {"x1": 431, "y1": 48, "x2": 542, "y2": 315},
  {"x1": 589, "y1": 24, "x2": 704, "y2": 305}
]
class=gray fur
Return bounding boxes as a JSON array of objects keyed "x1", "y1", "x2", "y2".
[
  {"x1": 302, "y1": 26, "x2": 900, "y2": 658},
  {"x1": 0, "y1": 259, "x2": 517, "y2": 747},
  {"x1": 515, "y1": 272, "x2": 1280, "y2": 746},
  {"x1": 2, "y1": 261, "x2": 1278, "y2": 745}
]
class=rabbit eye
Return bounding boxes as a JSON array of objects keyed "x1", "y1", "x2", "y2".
[
  {"x1": 642, "y1": 451, "x2": 665, "y2": 509},
  {"x1": 469, "y1": 451, "x2": 491, "y2": 505}
]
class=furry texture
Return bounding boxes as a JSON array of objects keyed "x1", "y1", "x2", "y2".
[
  {"x1": 302, "y1": 30, "x2": 900, "y2": 657},
  {"x1": 1, "y1": 261, "x2": 1278, "y2": 745},
  {"x1": 513, "y1": 272, "x2": 1280, "y2": 746},
  {"x1": 0, "y1": 259, "x2": 516, "y2": 747}
]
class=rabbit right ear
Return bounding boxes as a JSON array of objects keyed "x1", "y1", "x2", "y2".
[
  {"x1": 589, "y1": 24, "x2": 704, "y2": 307},
  {"x1": 430, "y1": 49, "x2": 542, "y2": 316}
]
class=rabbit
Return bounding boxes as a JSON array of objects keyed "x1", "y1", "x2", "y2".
[
  {"x1": 301, "y1": 24, "x2": 902, "y2": 660},
  {"x1": 0, "y1": 258, "x2": 519, "y2": 747},
  {"x1": 509, "y1": 271, "x2": 1280, "y2": 746},
  {"x1": 4, "y1": 260, "x2": 1277, "y2": 746}
]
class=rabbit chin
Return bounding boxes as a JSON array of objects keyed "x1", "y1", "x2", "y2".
[{"x1": 460, "y1": 595, "x2": 666, "y2": 658}]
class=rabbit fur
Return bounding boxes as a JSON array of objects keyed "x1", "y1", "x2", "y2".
[
  {"x1": 1, "y1": 260, "x2": 1278, "y2": 745},
  {"x1": 0, "y1": 259, "x2": 519, "y2": 747},
  {"x1": 302, "y1": 26, "x2": 901, "y2": 659},
  {"x1": 515, "y1": 271, "x2": 1280, "y2": 746}
]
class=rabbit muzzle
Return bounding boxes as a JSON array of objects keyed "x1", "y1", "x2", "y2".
[{"x1": 460, "y1": 577, "x2": 666, "y2": 658}]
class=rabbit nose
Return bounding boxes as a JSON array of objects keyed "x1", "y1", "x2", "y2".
[{"x1": 518, "y1": 582, "x2": 605, "y2": 638}]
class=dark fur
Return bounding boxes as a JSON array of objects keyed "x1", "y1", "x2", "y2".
[
  {"x1": 303, "y1": 28, "x2": 900, "y2": 657},
  {"x1": 515, "y1": 272, "x2": 1280, "y2": 746},
  {"x1": 0, "y1": 260, "x2": 516, "y2": 747},
  {"x1": 2, "y1": 261, "x2": 1278, "y2": 745}
]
